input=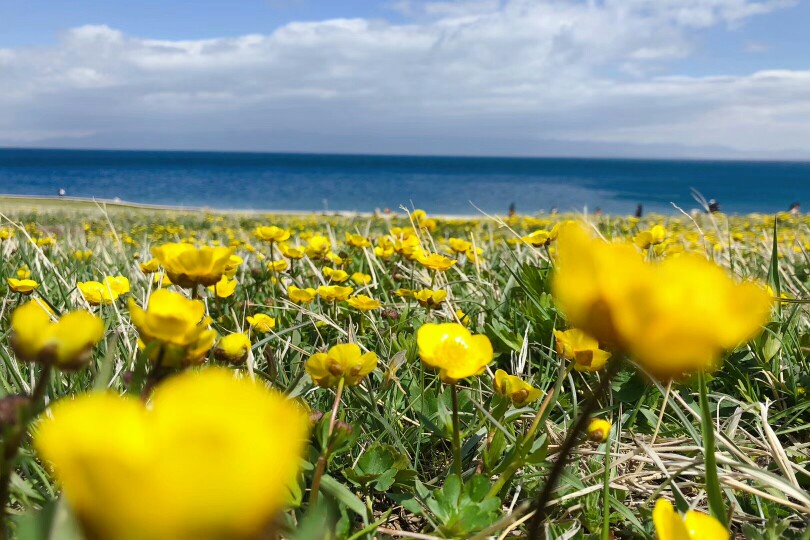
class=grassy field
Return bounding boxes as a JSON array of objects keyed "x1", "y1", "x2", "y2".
[{"x1": 0, "y1": 204, "x2": 808, "y2": 539}]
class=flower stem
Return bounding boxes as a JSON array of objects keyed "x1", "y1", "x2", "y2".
[
  {"x1": 0, "y1": 363, "x2": 52, "y2": 534},
  {"x1": 527, "y1": 358, "x2": 620, "y2": 539},
  {"x1": 450, "y1": 383, "x2": 462, "y2": 477},
  {"x1": 310, "y1": 377, "x2": 345, "y2": 506},
  {"x1": 699, "y1": 370, "x2": 726, "y2": 522}
]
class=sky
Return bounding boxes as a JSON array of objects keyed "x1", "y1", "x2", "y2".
[{"x1": 1, "y1": 0, "x2": 810, "y2": 158}]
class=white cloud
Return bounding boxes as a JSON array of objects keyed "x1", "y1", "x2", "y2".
[{"x1": 0, "y1": 0, "x2": 805, "y2": 156}]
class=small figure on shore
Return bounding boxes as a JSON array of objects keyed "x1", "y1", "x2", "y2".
[
  {"x1": 708, "y1": 199, "x2": 720, "y2": 213},
  {"x1": 789, "y1": 201, "x2": 801, "y2": 215},
  {"x1": 634, "y1": 204, "x2": 643, "y2": 218},
  {"x1": 58, "y1": 188, "x2": 66, "y2": 197},
  {"x1": 594, "y1": 207, "x2": 602, "y2": 217},
  {"x1": 508, "y1": 202, "x2": 516, "y2": 218},
  {"x1": 550, "y1": 206, "x2": 558, "y2": 215}
]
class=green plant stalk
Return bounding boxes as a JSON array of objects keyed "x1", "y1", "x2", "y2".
[
  {"x1": 309, "y1": 376, "x2": 345, "y2": 506},
  {"x1": 600, "y1": 425, "x2": 612, "y2": 540},
  {"x1": 698, "y1": 370, "x2": 727, "y2": 522},
  {"x1": 527, "y1": 357, "x2": 621, "y2": 539},
  {"x1": 450, "y1": 383, "x2": 462, "y2": 477},
  {"x1": 0, "y1": 362, "x2": 53, "y2": 538}
]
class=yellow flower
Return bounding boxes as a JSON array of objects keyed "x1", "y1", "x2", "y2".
[
  {"x1": 652, "y1": 498, "x2": 728, "y2": 540},
  {"x1": 279, "y1": 243, "x2": 305, "y2": 260},
  {"x1": 634, "y1": 225, "x2": 667, "y2": 249},
  {"x1": 552, "y1": 224, "x2": 772, "y2": 378},
  {"x1": 417, "y1": 323, "x2": 493, "y2": 384},
  {"x1": 455, "y1": 309, "x2": 471, "y2": 326},
  {"x1": 128, "y1": 290, "x2": 216, "y2": 367},
  {"x1": 77, "y1": 276, "x2": 130, "y2": 305},
  {"x1": 414, "y1": 289, "x2": 447, "y2": 309},
  {"x1": 351, "y1": 272, "x2": 372, "y2": 285},
  {"x1": 493, "y1": 370, "x2": 542, "y2": 406},
  {"x1": 10, "y1": 301, "x2": 104, "y2": 369},
  {"x1": 16, "y1": 266, "x2": 31, "y2": 279},
  {"x1": 326, "y1": 252, "x2": 346, "y2": 266},
  {"x1": 247, "y1": 313, "x2": 276, "y2": 333},
  {"x1": 586, "y1": 418, "x2": 611, "y2": 442},
  {"x1": 224, "y1": 254, "x2": 243, "y2": 278},
  {"x1": 323, "y1": 267, "x2": 350, "y2": 283},
  {"x1": 522, "y1": 230, "x2": 551, "y2": 247},
  {"x1": 317, "y1": 285, "x2": 353, "y2": 302},
  {"x1": 35, "y1": 368, "x2": 309, "y2": 540},
  {"x1": 73, "y1": 249, "x2": 93, "y2": 261},
  {"x1": 208, "y1": 276, "x2": 238, "y2": 299},
  {"x1": 394, "y1": 235, "x2": 422, "y2": 259},
  {"x1": 254, "y1": 226, "x2": 291, "y2": 243},
  {"x1": 394, "y1": 288, "x2": 413, "y2": 298},
  {"x1": 267, "y1": 259, "x2": 289, "y2": 273},
  {"x1": 417, "y1": 252, "x2": 456, "y2": 272},
  {"x1": 347, "y1": 295, "x2": 381, "y2": 311},
  {"x1": 7, "y1": 278, "x2": 39, "y2": 295},
  {"x1": 153, "y1": 273, "x2": 173, "y2": 287},
  {"x1": 36, "y1": 236, "x2": 55, "y2": 248},
  {"x1": 345, "y1": 232, "x2": 371, "y2": 248},
  {"x1": 214, "y1": 333, "x2": 251, "y2": 364},
  {"x1": 306, "y1": 235, "x2": 331, "y2": 258},
  {"x1": 554, "y1": 329, "x2": 612, "y2": 372},
  {"x1": 374, "y1": 245, "x2": 395, "y2": 259},
  {"x1": 139, "y1": 258, "x2": 160, "y2": 274},
  {"x1": 306, "y1": 343, "x2": 377, "y2": 387},
  {"x1": 288, "y1": 285, "x2": 317, "y2": 304},
  {"x1": 448, "y1": 238, "x2": 472, "y2": 254},
  {"x1": 151, "y1": 243, "x2": 234, "y2": 288}
]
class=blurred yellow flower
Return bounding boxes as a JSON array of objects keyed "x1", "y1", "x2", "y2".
[
  {"x1": 35, "y1": 368, "x2": 310, "y2": 540},
  {"x1": 288, "y1": 285, "x2": 317, "y2": 304},
  {"x1": 455, "y1": 309, "x2": 471, "y2": 326},
  {"x1": 254, "y1": 225, "x2": 291, "y2": 243},
  {"x1": 652, "y1": 498, "x2": 728, "y2": 540},
  {"x1": 10, "y1": 301, "x2": 104, "y2": 370},
  {"x1": 552, "y1": 224, "x2": 772, "y2": 378},
  {"x1": 351, "y1": 272, "x2": 372, "y2": 285},
  {"x1": 318, "y1": 285, "x2": 353, "y2": 302},
  {"x1": 128, "y1": 289, "x2": 216, "y2": 367},
  {"x1": 345, "y1": 232, "x2": 371, "y2": 248},
  {"x1": 267, "y1": 259, "x2": 289, "y2": 273},
  {"x1": 306, "y1": 235, "x2": 331, "y2": 258},
  {"x1": 417, "y1": 323, "x2": 493, "y2": 384},
  {"x1": 16, "y1": 266, "x2": 31, "y2": 279},
  {"x1": 279, "y1": 243, "x2": 305, "y2": 260},
  {"x1": 414, "y1": 289, "x2": 447, "y2": 309},
  {"x1": 306, "y1": 343, "x2": 377, "y2": 387},
  {"x1": 151, "y1": 243, "x2": 234, "y2": 288},
  {"x1": 417, "y1": 252, "x2": 456, "y2": 272},
  {"x1": 77, "y1": 276, "x2": 130, "y2": 305},
  {"x1": 586, "y1": 418, "x2": 611, "y2": 442},
  {"x1": 224, "y1": 254, "x2": 243, "y2": 278},
  {"x1": 7, "y1": 278, "x2": 38, "y2": 295},
  {"x1": 140, "y1": 258, "x2": 160, "y2": 274},
  {"x1": 554, "y1": 328, "x2": 612, "y2": 372},
  {"x1": 448, "y1": 238, "x2": 472, "y2": 254},
  {"x1": 522, "y1": 230, "x2": 551, "y2": 247},
  {"x1": 208, "y1": 276, "x2": 238, "y2": 298},
  {"x1": 347, "y1": 295, "x2": 381, "y2": 311},
  {"x1": 323, "y1": 267, "x2": 350, "y2": 283},
  {"x1": 214, "y1": 333, "x2": 251, "y2": 364},
  {"x1": 493, "y1": 369, "x2": 542, "y2": 406},
  {"x1": 247, "y1": 313, "x2": 276, "y2": 333},
  {"x1": 634, "y1": 225, "x2": 667, "y2": 249},
  {"x1": 73, "y1": 249, "x2": 93, "y2": 261}
]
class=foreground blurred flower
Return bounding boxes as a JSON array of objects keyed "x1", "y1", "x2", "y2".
[
  {"x1": 214, "y1": 333, "x2": 251, "y2": 364},
  {"x1": 318, "y1": 285, "x2": 353, "y2": 303},
  {"x1": 288, "y1": 285, "x2": 317, "y2": 304},
  {"x1": 493, "y1": 370, "x2": 542, "y2": 407},
  {"x1": 11, "y1": 301, "x2": 104, "y2": 370},
  {"x1": 414, "y1": 289, "x2": 447, "y2": 309},
  {"x1": 77, "y1": 276, "x2": 130, "y2": 305},
  {"x1": 652, "y1": 498, "x2": 728, "y2": 540},
  {"x1": 586, "y1": 418, "x2": 611, "y2": 443},
  {"x1": 7, "y1": 278, "x2": 38, "y2": 295},
  {"x1": 128, "y1": 290, "x2": 216, "y2": 367},
  {"x1": 554, "y1": 328, "x2": 612, "y2": 372},
  {"x1": 151, "y1": 243, "x2": 234, "y2": 288},
  {"x1": 35, "y1": 368, "x2": 309, "y2": 540},
  {"x1": 347, "y1": 295, "x2": 381, "y2": 311},
  {"x1": 306, "y1": 343, "x2": 377, "y2": 388},
  {"x1": 552, "y1": 224, "x2": 772, "y2": 378},
  {"x1": 254, "y1": 225, "x2": 291, "y2": 243},
  {"x1": 247, "y1": 314, "x2": 276, "y2": 333},
  {"x1": 417, "y1": 323, "x2": 494, "y2": 384}
]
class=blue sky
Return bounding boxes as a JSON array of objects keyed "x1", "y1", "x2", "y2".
[{"x1": 1, "y1": 0, "x2": 809, "y2": 157}]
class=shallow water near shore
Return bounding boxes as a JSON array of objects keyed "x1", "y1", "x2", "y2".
[{"x1": 1, "y1": 148, "x2": 808, "y2": 215}]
